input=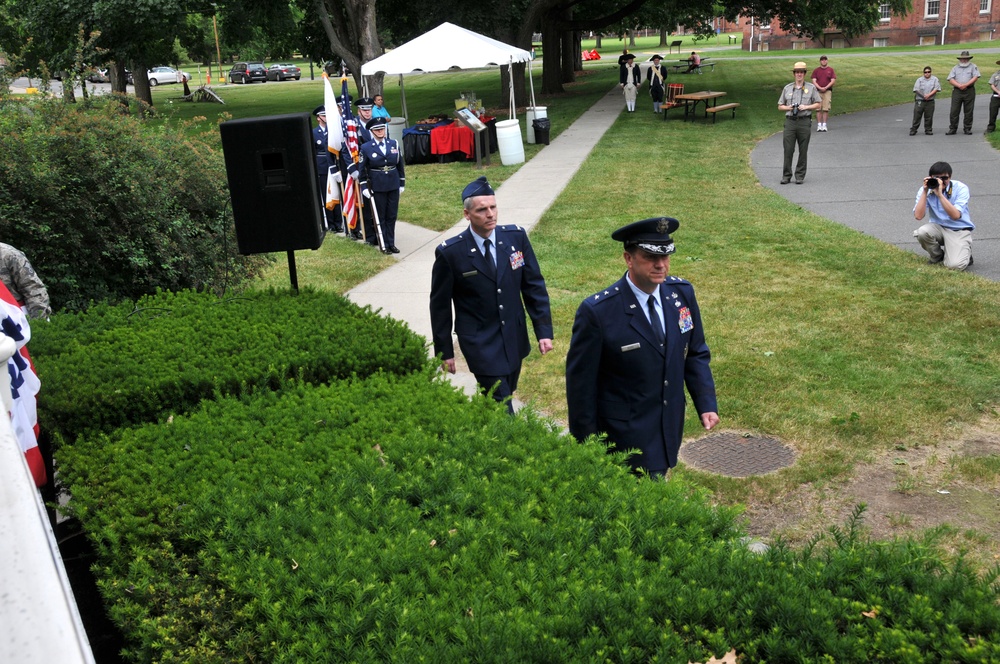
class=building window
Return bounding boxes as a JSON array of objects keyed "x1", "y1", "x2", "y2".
[
  {"x1": 919, "y1": 35, "x2": 937, "y2": 46},
  {"x1": 792, "y1": 41, "x2": 805, "y2": 50},
  {"x1": 980, "y1": 0, "x2": 991, "y2": 12},
  {"x1": 880, "y1": 3, "x2": 892, "y2": 20},
  {"x1": 926, "y1": 0, "x2": 940, "y2": 17},
  {"x1": 873, "y1": 38, "x2": 889, "y2": 47}
]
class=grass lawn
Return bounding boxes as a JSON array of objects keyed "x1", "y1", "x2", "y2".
[{"x1": 158, "y1": 47, "x2": 1000, "y2": 556}]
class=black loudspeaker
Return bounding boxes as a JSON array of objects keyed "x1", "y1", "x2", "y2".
[{"x1": 220, "y1": 112, "x2": 324, "y2": 255}]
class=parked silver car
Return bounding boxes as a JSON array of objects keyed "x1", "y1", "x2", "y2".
[
  {"x1": 266, "y1": 64, "x2": 301, "y2": 81},
  {"x1": 146, "y1": 66, "x2": 191, "y2": 86}
]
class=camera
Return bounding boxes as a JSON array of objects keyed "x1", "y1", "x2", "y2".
[
  {"x1": 791, "y1": 104, "x2": 800, "y2": 118},
  {"x1": 926, "y1": 177, "x2": 940, "y2": 190}
]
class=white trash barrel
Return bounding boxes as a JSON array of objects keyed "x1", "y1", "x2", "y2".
[
  {"x1": 495, "y1": 119, "x2": 524, "y2": 165},
  {"x1": 525, "y1": 106, "x2": 547, "y2": 144},
  {"x1": 387, "y1": 117, "x2": 407, "y2": 161}
]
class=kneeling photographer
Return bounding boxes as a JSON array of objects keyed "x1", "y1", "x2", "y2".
[{"x1": 913, "y1": 161, "x2": 975, "y2": 270}]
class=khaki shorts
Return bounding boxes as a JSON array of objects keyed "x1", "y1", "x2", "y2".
[{"x1": 818, "y1": 90, "x2": 833, "y2": 112}]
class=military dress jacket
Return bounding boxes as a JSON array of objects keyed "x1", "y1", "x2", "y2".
[
  {"x1": 312, "y1": 124, "x2": 331, "y2": 173},
  {"x1": 360, "y1": 138, "x2": 405, "y2": 195},
  {"x1": 430, "y1": 224, "x2": 553, "y2": 377},
  {"x1": 566, "y1": 275, "x2": 717, "y2": 472}
]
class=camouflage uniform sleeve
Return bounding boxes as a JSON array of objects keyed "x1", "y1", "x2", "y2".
[{"x1": 0, "y1": 246, "x2": 51, "y2": 319}]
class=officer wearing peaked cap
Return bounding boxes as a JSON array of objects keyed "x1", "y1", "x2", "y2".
[
  {"x1": 566, "y1": 217, "x2": 719, "y2": 478},
  {"x1": 359, "y1": 116, "x2": 404, "y2": 252},
  {"x1": 311, "y1": 105, "x2": 343, "y2": 233},
  {"x1": 429, "y1": 177, "x2": 554, "y2": 413}
]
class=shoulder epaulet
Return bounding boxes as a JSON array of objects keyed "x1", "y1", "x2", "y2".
[
  {"x1": 498, "y1": 224, "x2": 524, "y2": 233},
  {"x1": 587, "y1": 284, "x2": 624, "y2": 304},
  {"x1": 667, "y1": 275, "x2": 692, "y2": 286},
  {"x1": 438, "y1": 233, "x2": 465, "y2": 249}
]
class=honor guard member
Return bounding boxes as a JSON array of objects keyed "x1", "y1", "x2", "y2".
[
  {"x1": 566, "y1": 217, "x2": 719, "y2": 478},
  {"x1": 354, "y1": 97, "x2": 375, "y2": 144},
  {"x1": 647, "y1": 54, "x2": 667, "y2": 113},
  {"x1": 429, "y1": 177, "x2": 554, "y2": 414},
  {"x1": 351, "y1": 97, "x2": 378, "y2": 244},
  {"x1": 311, "y1": 105, "x2": 343, "y2": 233},
  {"x1": 359, "y1": 117, "x2": 405, "y2": 253},
  {"x1": 778, "y1": 62, "x2": 822, "y2": 185}
]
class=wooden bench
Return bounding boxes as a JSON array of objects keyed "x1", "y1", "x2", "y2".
[
  {"x1": 704, "y1": 102, "x2": 739, "y2": 122},
  {"x1": 667, "y1": 40, "x2": 683, "y2": 54}
]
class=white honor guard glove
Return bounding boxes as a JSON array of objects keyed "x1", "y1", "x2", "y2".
[
  {"x1": 362, "y1": 188, "x2": 371, "y2": 199},
  {"x1": 399, "y1": 187, "x2": 405, "y2": 194},
  {"x1": 349, "y1": 169, "x2": 359, "y2": 181},
  {"x1": 329, "y1": 168, "x2": 342, "y2": 184}
]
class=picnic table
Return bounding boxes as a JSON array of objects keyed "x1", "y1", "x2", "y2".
[
  {"x1": 670, "y1": 57, "x2": 714, "y2": 74},
  {"x1": 669, "y1": 90, "x2": 727, "y2": 121}
]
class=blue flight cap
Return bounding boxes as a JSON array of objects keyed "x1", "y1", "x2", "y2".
[
  {"x1": 462, "y1": 176, "x2": 495, "y2": 202},
  {"x1": 611, "y1": 217, "x2": 679, "y2": 255}
]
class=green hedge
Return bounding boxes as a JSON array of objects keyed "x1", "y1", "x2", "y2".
[
  {"x1": 31, "y1": 288, "x2": 429, "y2": 437},
  {"x1": 57, "y1": 373, "x2": 1000, "y2": 663}
]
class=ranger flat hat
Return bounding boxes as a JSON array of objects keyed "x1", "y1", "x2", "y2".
[
  {"x1": 365, "y1": 117, "x2": 388, "y2": 131},
  {"x1": 957, "y1": 50, "x2": 973, "y2": 59},
  {"x1": 462, "y1": 176, "x2": 494, "y2": 201},
  {"x1": 793, "y1": 61, "x2": 808, "y2": 71},
  {"x1": 355, "y1": 96, "x2": 374, "y2": 109},
  {"x1": 313, "y1": 105, "x2": 326, "y2": 116},
  {"x1": 612, "y1": 217, "x2": 679, "y2": 255}
]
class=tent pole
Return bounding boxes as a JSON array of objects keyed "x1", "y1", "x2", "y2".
[
  {"x1": 528, "y1": 57, "x2": 536, "y2": 109},
  {"x1": 508, "y1": 58, "x2": 516, "y2": 119},
  {"x1": 399, "y1": 74, "x2": 408, "y2": 122}
]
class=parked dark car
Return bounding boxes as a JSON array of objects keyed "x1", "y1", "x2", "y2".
[
  {"x1": 266, "y1": 64, "x2": 301, "y2": 81},
  {"x1": 229, "y1": 62, "x2": 268, "y2": 84}
]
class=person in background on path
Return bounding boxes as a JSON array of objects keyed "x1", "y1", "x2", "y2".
[
  {"x1": 619, "y1": 53, "x2": 641, "y2": 112},
  {"x1": 372, "y1": 94, "x2": 391, "y2": 120},
  {"x1": 429, "y1": 177, "x2": 554, "y2": 414},
  {"x1": 946, "y1": 51, "x2": 980, "y2": 135},
  {"x1": 565, "y1": 217, "x2": 719, "y2": 480},
  {"x1": 311, "y1": 105, "x2": 343, "y2": 233},
  {"x1": 359, "y1": 117, "x2": 404, "y2": 254},
  {"x1": 913, "y1": 161, "x2": 974, "y2": 270},
  {"x1": 911, "y1": 66, "x2": 941, "y2": 136},
  {"x1": 686, "y1": 51, "x2": 701, "y2": 74},
  {"x1": 647, "y1": 54, "x2": 667, "y2": 113},
  {"x1": 810, "y1": 55, "x2": 836, "y2": 132},
  {"x1": 985, "y1": 60, "x2": 1000, "y2": 134},
  {"x1": 778, "y1": 62, "x2": 821, "y2": 185},
  {"x1": 0, "y1": 242, "x2": 51, "y2": 320}
]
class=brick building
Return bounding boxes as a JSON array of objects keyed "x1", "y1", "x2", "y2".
[{"x1": 742, "y1": 0, "x2": 998, "y2": 51}]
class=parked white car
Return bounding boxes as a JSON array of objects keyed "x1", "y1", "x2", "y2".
[{"x1": 145, "y1": 66, "x2": 191, "y2": 86}]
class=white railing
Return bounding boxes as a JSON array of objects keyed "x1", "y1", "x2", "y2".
[{"x1": 0, "y1": 335, "x2": 95, "y2": 664}]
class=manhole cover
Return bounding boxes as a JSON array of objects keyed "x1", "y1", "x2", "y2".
[{"x1": 680, "y1": 431, "x2": 796, "y2": 477}]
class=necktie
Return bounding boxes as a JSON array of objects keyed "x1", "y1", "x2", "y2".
[
  {"x1": 379, "y1": 141, "x2": 385, "y2": 153},
  {"x1": 483, "y1": 239, "x2": 497, "y2": 279},
  {"x1": 648, "y1": 295, "x2": 664, "y2": 345}
]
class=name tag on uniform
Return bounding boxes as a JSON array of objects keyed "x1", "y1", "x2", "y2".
[
  {"x1": 678, "y1": 307, "x2": 693, "y2": 334},
  {"x1": 509, "y1": 251, "x2": 525, "y2": 270},
  {"x1": 621, "y1": 343, "x2": 640, "y2": 352},
  {"x1": 462, "y1": 270, "x2": 478, "y2": 278}
]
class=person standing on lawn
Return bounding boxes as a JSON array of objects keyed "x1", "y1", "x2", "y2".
[
  {"x1": 619, "y1": 53, "x2": 641, "y2": 113},
  {"x1": 985, "y1": 60, "x2": 1000, "y2": 134},
  {"x1": 565, "y1": 217, "x2": 719, "y2": 479},
  {"x1": 647, "y1": 54, "x2": 667, "y2": 113}
]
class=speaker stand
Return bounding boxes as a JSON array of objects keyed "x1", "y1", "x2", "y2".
[{"x1": 287, "y1": 250, "x2": 299, "y2": 293}]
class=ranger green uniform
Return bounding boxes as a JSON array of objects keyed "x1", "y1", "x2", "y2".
[{"x1": 778, "y1": 62, "x2": 822, "y2": 185}]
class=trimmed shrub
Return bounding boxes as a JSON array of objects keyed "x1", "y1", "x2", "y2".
[
  {"x1": 0, "y1": 95, "x2": 269, "y2": 312},
  {"x1": 31, "y1": 288, "x2": 429, "y2": 437},
  {"x1": 57, "y1": 374, "x2": 1000, "y2": 663}
]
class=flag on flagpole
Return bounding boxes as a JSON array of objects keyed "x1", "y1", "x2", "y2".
[
  {"x1": 322, "y1": 73, "x2": 344, "y2": 211},
  {"x1": 0, "y1": 281, "x2": 44, "y2": 487},
  {"x1": 339, "y1": 73, "x2": 362, "y2": 231}
]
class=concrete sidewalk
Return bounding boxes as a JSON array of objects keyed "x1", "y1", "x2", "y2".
[
  {"x1": 347, "y1": 84, "x2": 625, "y2": 399},
  {"x1": 751, "y1": 96, "x2": 999, "y2": 281}
]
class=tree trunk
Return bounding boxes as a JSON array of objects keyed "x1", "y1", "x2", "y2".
[
  {"x1": 596, "y1": 34, "x2": 602, "y2": 48},
  {"x1": 659, "y1": 28, "x2": 668, "y2": 46},
  {"x1": 559, "y1": 6, "x2": 576, "y2": 85},
  {"x1": 131, "y1": 62, "x2": 154, "y2": 116},
  {"x1": 110, "y1": 61, "x2": 129, "y2": 114},
  {"x1": 541, "y1": 13, "x2": 563, "y2": 94}
]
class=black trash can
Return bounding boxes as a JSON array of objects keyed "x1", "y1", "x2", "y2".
[{"x1": 532, "y1": 118, "x2": 551, "y2": 145}]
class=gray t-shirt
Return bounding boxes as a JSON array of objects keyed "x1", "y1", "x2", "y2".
[
  {"x1": 947, "y1": 62, "x2": 981, "y2": 86},
  {"x1": 913, "y1": 75, "x2": 941, "y2": 100}
]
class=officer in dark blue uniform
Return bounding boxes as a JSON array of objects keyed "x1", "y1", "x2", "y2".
[
  {"x1": 430, "y1": 177, "x2": 554, "y2": 413},
  {"x1": 566, "y1": 217, "x2": 719, "y2": 477},
  {"x1": 359, "y1": 117, "x2": 404, "y2": 253},
  {"x1": 351, "y1": 97, "x2": 378, "y2": 245},
  {"x1": 312, "y1": 105, "x2": 342, "y2": 232}
]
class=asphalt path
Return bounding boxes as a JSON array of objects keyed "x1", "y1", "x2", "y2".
[{"x1": 751, "y1": 95, "x2": 999, "y2": 281}]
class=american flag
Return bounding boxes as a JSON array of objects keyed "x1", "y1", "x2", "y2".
[
  {"x1": 0, "y1": 281, "x2": 44, "y2": 487},
  {"x1": 339, "y1": 73, "x2": 361, "y2": 230}
]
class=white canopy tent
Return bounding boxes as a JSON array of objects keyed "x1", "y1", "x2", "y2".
[{"x1": 360, "y1": 22, "x2": 535, "y2": 122}]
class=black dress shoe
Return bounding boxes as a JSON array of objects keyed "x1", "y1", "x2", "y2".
[
  {"x1": 795, "y1": 179, "x2": 804, "y2": 185},
  {"x1": 780, "y1": 178, "x2": 791, "y2": 185},
  {"x1": 909, "y1": 130, "x2": 917, "y2": 136},
  {"x1": 945, "y1": 129, "x2": 957, "y2": 135},
  {"x1": 926, "y1": 131, "x2": 933, "y2": 135},
  {"x1": 963, "y1": 129, "x2": 972, "y2": 135},
  {"x1": 389, "y1": 246, "x2": 400, "y2": 254}
]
